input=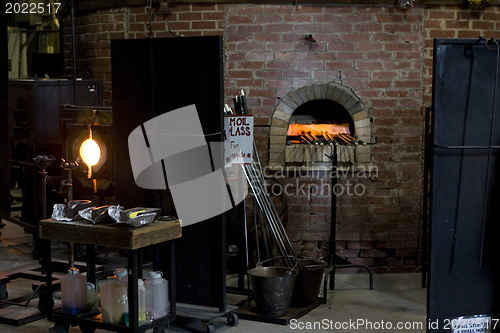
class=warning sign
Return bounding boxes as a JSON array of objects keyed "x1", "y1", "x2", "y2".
[{"x1": 224, "y1": 115, "x2": 254, "y2": 165}]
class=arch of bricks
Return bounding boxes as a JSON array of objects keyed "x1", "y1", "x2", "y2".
[{"x1": 268, "y1": 82, "x2": 373, "y2": 168}]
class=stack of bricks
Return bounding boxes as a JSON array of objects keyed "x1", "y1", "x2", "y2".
[{"x1": 63, "y1": 2, "x2": 500, "y2": 272}]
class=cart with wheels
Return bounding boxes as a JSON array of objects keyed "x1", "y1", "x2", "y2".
[
  {"x1": 39, "y1": 218, "x2": 181, "y2": 333},
  {"x1": 176, "y1": 303, "x2": 239, "y2": 333}
]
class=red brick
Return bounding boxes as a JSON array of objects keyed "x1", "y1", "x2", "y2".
[
  {"x1": 227, "y1": 15, "x2": 253, "y2": 24},
  {"x1": 283, "y1": 14, "x2": 313, "y2": 23},
  {"x1": 237, "y1": 25, "x2": 264, "y2": 34},
  {"x1": 191, "y1": 4, "x2": 217, "y2": 12},
  {"x1": 295, "y1": 5, "x2": 323, "y2": 14},
  {"x1": 203, "y1": 11, "x2": 224, "y2": 21},
  {"x1": 178, "y1": 12, "x2": 202, "y2": 21},
  {"x1": 236, "y1": 5, "x2": 264, "y2": 15},
  {"x1": 282, "y1": 70, "x2": 310, "y2": 79},
  {"x1": 254, "y1": 14, "x2": 283, "y2": 24},
  {"x1": 235, "y1": 61, "x2": 265, "y2": 70},
  {"x1": 264, "y1": 24, "x2": 294, "y2": 33},
  {"x1": 253, "y1": 33, "x2": 282, "y2": 43},
  {"x1": 192, "y1": 21, "x2": 216, "y2": 30}
]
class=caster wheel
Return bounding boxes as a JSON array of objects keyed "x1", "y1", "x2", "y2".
[
  {"x1": 37, "y1": 286, "x2": 54, "y2": 315},
  {"x1": 49, "y1": 324, "x2": 69, "y2": 333},
  {"x1": 227, "y1": 312, "x2": 239, "y2": 326},
  {"x1": 202, "y1": 321, "x2": 215, "y2": 333},
  {"x1": 32, "y1": 247, "x2": 41, "y2": 260}
]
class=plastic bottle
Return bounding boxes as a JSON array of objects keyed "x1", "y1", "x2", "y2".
[
  {"x1": 114, "y1": 282, "x2": 128, "y2": 325},
  {"x1": 137, "y1": 279, "x2": 147, "y2": 322},
  {"x1": 99, "y1": 276, "x2": 118, "y2": 324},
  {"x1": 87, "y1": 282, "x2": 98, "y2": 312},
  {"x1": 61, "y1": 267, "x2": 87, "y2": 315},
  {"x1": 145, "y1": 271, "x2": 169, "y2": 320},
  {"x1": 114, "y1": 268, "x2": 128, "y2": 289}
]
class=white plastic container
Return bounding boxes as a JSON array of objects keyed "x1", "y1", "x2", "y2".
[
  {"x1": 137, "y1": 279, "x2": 147, "y2": 322},
  {"x1": 61, "y1": 267, "x2": 87, "y2": 315},
  {"x1": 145, "y1": 271, "x2": 169, "y2": 320},
  {"x1": 114, "y1": 285, "x2": 128, "y2": 325},
  {"x1": 100, "y1": 275, "x2": 129, "y2": 325},
  {"x1": 100, "y1": 276, "x2": 118, "y2": 324}
]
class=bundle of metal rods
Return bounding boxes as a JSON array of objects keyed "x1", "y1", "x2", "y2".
[
  {"x1": 298, "y1": 131, "x2": 366, "y2": 146},
  {"x1": 242, "y1": 141, "x2": 296, "y2": 268}
]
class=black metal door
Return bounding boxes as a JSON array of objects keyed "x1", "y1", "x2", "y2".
[
  {"x1": 429, "y1": 38, "x2": 500, "y2": 332},
  {"x1": 111, "y1": 36, "x2": 226, "y2": 310}
]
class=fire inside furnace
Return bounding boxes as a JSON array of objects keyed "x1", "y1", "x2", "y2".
[
  {"x1": 286, "y1": 99, "x2": 355, "y2": 145},
  {"x1": 287, "y1": 122, "x2": 352, "y2": 145}
]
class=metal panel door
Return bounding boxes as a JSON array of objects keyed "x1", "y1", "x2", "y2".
[{"x1": 429, "y1": 38, "x2": 500, "y2": 332}]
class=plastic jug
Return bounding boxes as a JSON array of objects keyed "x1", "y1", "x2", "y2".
[
  {"x1": 61, "y1": 267, "x2": 87, "y2": 315},
  {"x1": 100, "y1": 276, "x2": 117, "y2": 323},
  {"x1": 114, "y1": 282, "x2": 128, "y2": 325},
  {"x1": 100, "y1": 275, "x2": 129, "y2": 325},
  {"x1": 145, "y1": 271, "x2": 169, "y2": 320},
  {"x1": 138, "y1": 279, "x2": 147, "y2": 322}
]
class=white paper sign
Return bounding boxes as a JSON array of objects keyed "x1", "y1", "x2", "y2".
[
  {"x1": 451, "y1": 315, "x2": 491, "y2": 333},
  {"x1": 224, "y1": 115, "x2": 254, "y2": 165}
]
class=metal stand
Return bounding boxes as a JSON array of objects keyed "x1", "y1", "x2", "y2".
[{"x1": 324, "y1": 144, "x2": 374, "y2": 291}]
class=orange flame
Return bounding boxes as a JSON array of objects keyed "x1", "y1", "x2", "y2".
[{"x1": 287, "y1": 123, "x2": 350, "y2": 137}]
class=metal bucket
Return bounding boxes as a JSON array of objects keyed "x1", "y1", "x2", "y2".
[
  {"x1": 292, "y1": 258, "x2": 328, "y2": 306},
  {"x1": 248, "y1": 256, "x2": 298, "y2": 317}
]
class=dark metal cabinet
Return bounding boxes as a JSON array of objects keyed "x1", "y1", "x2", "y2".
[
  {"x1": 111, "y1": 36, "x2": 227, "y2": 311},
  {"x1": 429, "y1": 38, "x2": 500, "y2": 332}
]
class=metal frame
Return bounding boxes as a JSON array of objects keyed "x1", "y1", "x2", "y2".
[
  {"x1": 324, "y1": 143, "x2": 374, "y2": 291},
  {"x1": 428, "y1": 37, "x2": 500, "y2": 332}
]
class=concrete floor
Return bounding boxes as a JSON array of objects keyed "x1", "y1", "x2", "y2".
[{"x1": 0, "y1": 219, "x2": 427, "y2": 333}]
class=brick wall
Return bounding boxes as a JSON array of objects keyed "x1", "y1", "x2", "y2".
[
  {"x1": 63, "y1": 2, "x2": 500, "y2": 273},
  {"x1": 423, "y1": 5, "x2": 500, "y2": 105}
]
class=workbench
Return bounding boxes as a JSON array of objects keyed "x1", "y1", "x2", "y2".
[{"x1": 38, "y1": 218, "x2": 181, "y2": 333}]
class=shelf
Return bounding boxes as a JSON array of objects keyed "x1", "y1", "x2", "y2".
[
  {"x1": 39, "y1": 219, "x2": 182, "y2": 250},
  {"x1": 52, "y1": 310, "x2": 173, "y2": 332}
]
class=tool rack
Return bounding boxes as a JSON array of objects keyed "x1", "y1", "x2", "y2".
[{"x1": 38, "y1": 218, "x2": 181, "y2": 333}]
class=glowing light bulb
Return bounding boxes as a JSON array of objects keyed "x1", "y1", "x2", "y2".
[{"x1": 80, "y1": 129, "x2": 101, "y2": 178}]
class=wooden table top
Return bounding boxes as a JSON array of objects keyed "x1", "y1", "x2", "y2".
[{"x1": 39, "y1": 219, "x2": 182, "y2": 250}]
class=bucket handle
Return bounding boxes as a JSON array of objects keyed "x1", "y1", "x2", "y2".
[{"x1": 256, "y1": 255, "x2": 298, "y2": 274}]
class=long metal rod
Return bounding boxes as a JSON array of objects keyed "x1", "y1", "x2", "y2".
[
  {"x1": 253, "y1": 204, "x2": 261, "y2": 263},
  {"x1": 329, "y1": 145, "x2": 337, "y2": 290},
  {"x1": 242, "y1": 165, "x2": 288, "y2": 262},
  {"x1": 259, "y1": 209, "x2": 271, "y2": 260},
  {"x1": 479, "y1": 38, "x2": 500, "y2": 267},
  {"x1": 246, "y1": 163, "x2": 295, "y2": 260},
  {"x1": 251, "y1": 141, "x2": 295, "y2": 257},
  {"x1": 421, "y1": 106, "x2": 432, "y2": 288},
  {"x1": 245, "y1": 164, "x2": 289, "y2": 261},
  {"x1": 70, "y1": 0, "x2": 77, "y2": 104},
  {"x1": 448, "y1": 42, "x2": 476, "y2": 272},
  {"x1": 245, "y1": 163, "x2": 294, "y2": 267}
]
